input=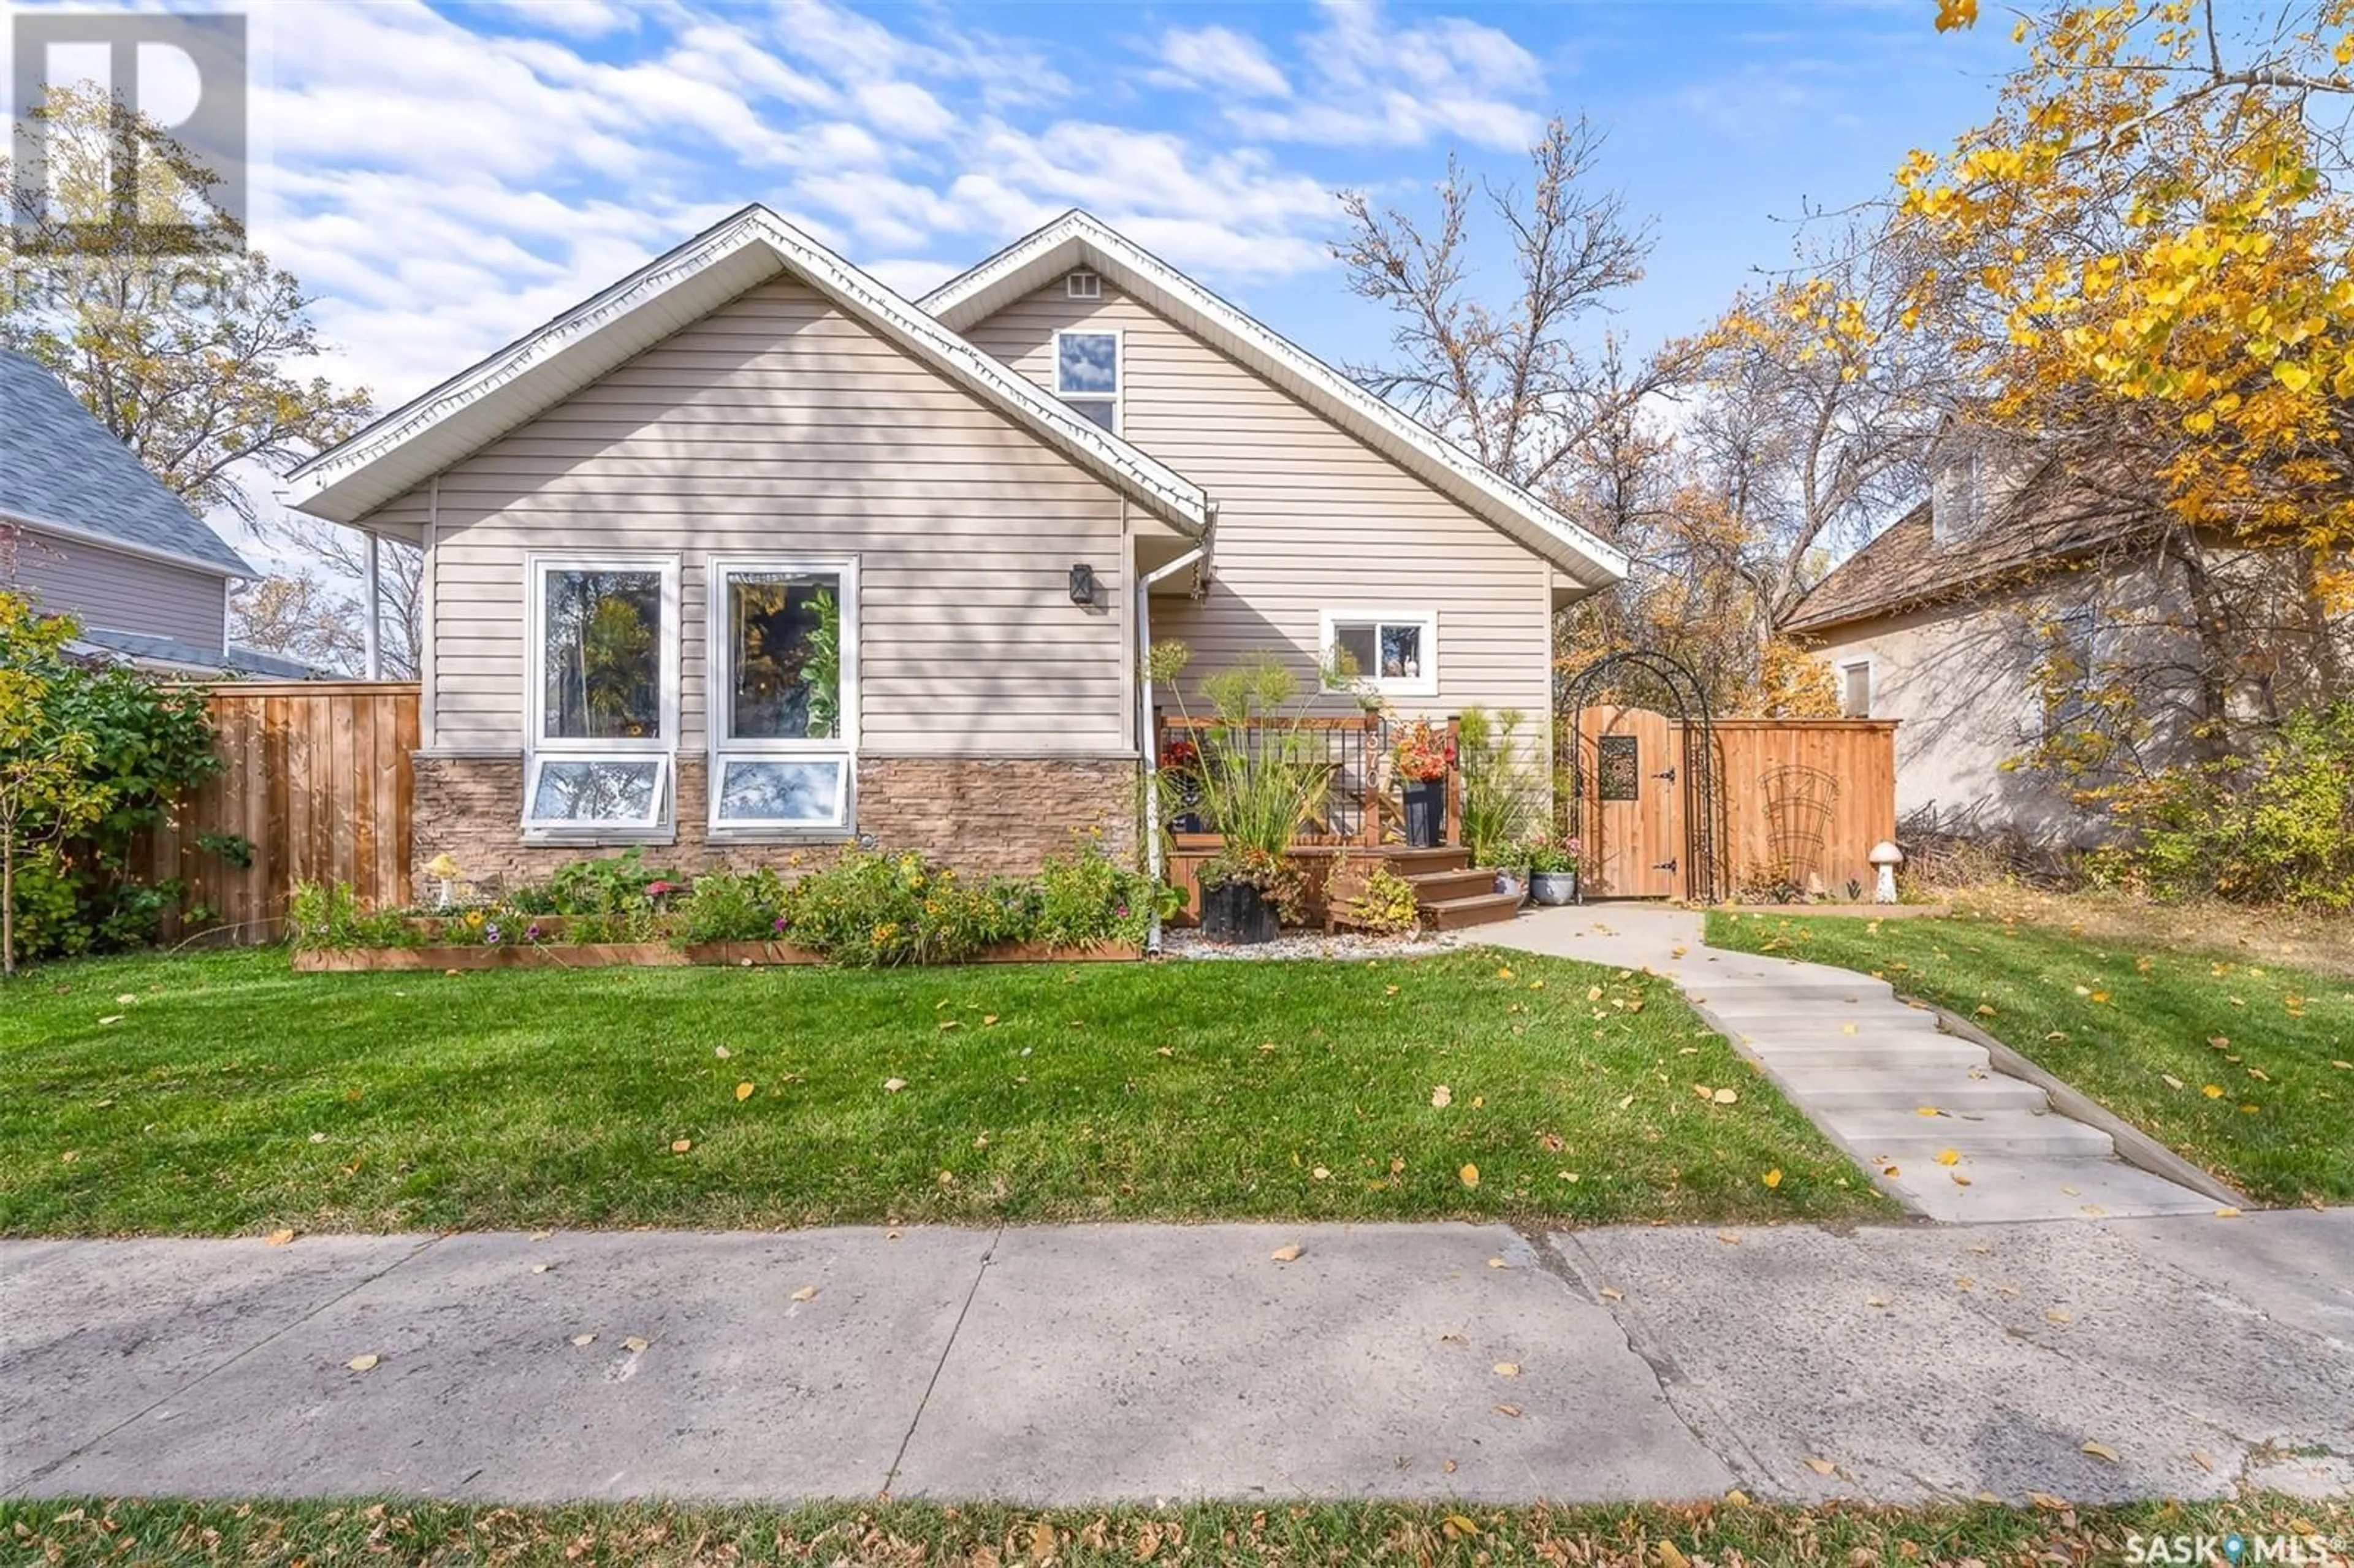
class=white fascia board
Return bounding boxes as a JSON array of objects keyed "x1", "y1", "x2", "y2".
[
  {"x1": 923, "y1": 212, "x2": 1631, "y2": 589},
  {"x1": 284, "y1": 207, "x2": 1209, "y2": 536}
]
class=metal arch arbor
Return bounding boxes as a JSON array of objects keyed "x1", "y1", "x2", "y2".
[{"x1": 1555, "y1": 650, "x2": 1722, "y2": 906}]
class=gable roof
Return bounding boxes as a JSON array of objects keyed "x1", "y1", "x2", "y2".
[
  {"x1": 0, "y1": 349, "x2": 255, "y2": 579},
  {"x1": 921, "y1": 210, "x2": 1630, "y2": 592},
  {"x1": 284, "y1": 205, "x2": 1210, "y2": 534},
  {"x1": 1781, "y1": 454, "x2": 2151, "y2": 636}
]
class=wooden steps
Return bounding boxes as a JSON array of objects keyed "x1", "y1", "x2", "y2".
[{"x1": 1401, "y1": 856, "x2": 1524, "y2": 931}]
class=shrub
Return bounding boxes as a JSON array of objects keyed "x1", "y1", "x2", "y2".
[
  {"x1": 1339, "y1": 862, "x2": 1422, "y2": 935},
  {"x1": 2, "y1": 593, "x2": 223, "y2": 970},
  {"x1": 546, "y1": 847, "x2": 683, "y2": 917},
  {"x1": 2102, "y1": 702, "x2": 2354, "y2": 908},
  {"x1": 778, "y1": 850, "x2": 1030, "y2": 967},
  {"x1": 677, "y1": 867, "x2": 791, "y2": 944},
  {"x1": 1150, "y1": 642, "x2": 1335, "y2": 891},
  {"x1": 1033, "y1": 837, "x2": 1176, "y2": 950}
]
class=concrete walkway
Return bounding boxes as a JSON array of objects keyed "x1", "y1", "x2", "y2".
[
  {"x1": 4, "y1": 1217, "x2": 2348, "y2": 1505},
  {"x1": 1488, "y1": 905, "x2": 2223, "y2": 1222}
]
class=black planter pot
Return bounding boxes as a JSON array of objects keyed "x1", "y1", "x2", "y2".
[
  {"x1": 1199, "y1": 880, "x2": 1281, "y2": 945},
  {"x1": 1402, "y1": 779, "x2": 1444, "y2": 848}
]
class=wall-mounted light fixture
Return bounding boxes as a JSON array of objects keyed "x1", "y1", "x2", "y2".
[{"x1": 1068, "y1": 562, "x2": 1097, "y2": 606}]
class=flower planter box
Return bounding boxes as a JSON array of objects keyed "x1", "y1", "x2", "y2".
[
  {"x1": 400, "y1": 915, "x2": 576, "y2": 940},
  {"x1": 293, "y1": 942, "x2": 685, "y2": 972},
  {"x1": 295, "y1": 938, "x2": 1145, "y2": 972}
]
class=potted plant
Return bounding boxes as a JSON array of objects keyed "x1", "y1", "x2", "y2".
[
  {"x1": 1388, "y1": 719, "x2": 1455, "y2": 848},
  {"x1": 1149, "y1": 643, "x2": 1335, "y2": 945},
  {"x1": 1523, "y1": 831, "x2": 1580, "y2": 905},
  {"x1": 1159, "y1": 736, "x2": 1205, "y2": 833}
]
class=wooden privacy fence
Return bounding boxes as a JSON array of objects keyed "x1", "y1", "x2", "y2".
[
  {"x1": 1565, "y1": 709, "x2": 1899, "y2": 900},
  {"x1": 138, "y1": 682, "x2": 420, "y2": 942}
]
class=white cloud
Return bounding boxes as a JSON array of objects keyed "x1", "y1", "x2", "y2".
[
  {"x1": 1222, "y1": 0, "x2": 1547, "y2": 152},
  {"x1": 1151, "y1": 26, "x2": 1292, "y2": 99}
]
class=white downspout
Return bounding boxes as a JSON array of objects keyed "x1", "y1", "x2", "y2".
[
  {"x1": 1137, "y1": 531, "x2": 1209, "y2": 954},
  {"x1": 362, "y1": 530, "x2": 382, "y2": 679}
]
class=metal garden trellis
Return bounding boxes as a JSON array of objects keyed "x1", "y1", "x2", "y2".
[{"x1": 1554, "y1": 650, "x2": 1723, "y2": 905}]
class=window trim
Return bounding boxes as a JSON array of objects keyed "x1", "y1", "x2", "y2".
[
  {"x1": 706, "y1": 553, "x2": 860, "y2": 837},
  {"x1": 1052, "y1": 326, "x2": 1122, "y2": 433},
  {"x1": 1065, "y1": 270, "x2": 1102, "y2": 300},
  {"x1": 525, "y1": 552, "x2": 681, "y2": 755},
  {"x1": 1319, "y1": 607, "x2": 1439, "y2": 699},
  {"x1": 1838, "y1": 656, "x2": 1875, "y2": 718}
]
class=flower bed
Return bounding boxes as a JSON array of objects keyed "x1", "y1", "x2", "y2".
[{"x1": 288, "y1": 842, "x2": 1170, "y2": 971}]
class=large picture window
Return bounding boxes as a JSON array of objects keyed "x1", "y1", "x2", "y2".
[
  {"x1": 709, "y1": 556, "x2": 858, "y2": 834},
  {"x1": 524, "y1": 555, "x2": 679, "y2": 836}
]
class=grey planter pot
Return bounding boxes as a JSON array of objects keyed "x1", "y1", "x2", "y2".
[
  {"x1": 1494, "y1": 869, "x2": 1528, "y2": 903},
  {"x1": 1529, "y1": 870, "x2": 1576, "y2": 906}
]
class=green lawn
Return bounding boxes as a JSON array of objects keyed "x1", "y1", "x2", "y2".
[
  {"x1": 1707, "y1": 909, "x2": 2354, "y2": 1207},
  {"x1": 4, "y1": 1494, "x2": 2341, "y2": 1567},
  {"x1": 0, "y1": 946, "x2": 1885, "y2": 1236}
]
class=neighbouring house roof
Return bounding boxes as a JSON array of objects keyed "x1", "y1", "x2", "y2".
[
  {"x1": 921, "y1": 209, "x2": 1631, "y2": 593},
  {"x1": 284, "y1": 205, "x2": 1213, "y2": 536},
  {"x1": 0, "y1": 349, "x2": 256, "y2": 579},
  {"x1": 1781, "y1": 454, "x2": 2153, "y2": 636},
  {"x1": 70, "y1": 626, "x2": 322, "y2": 679}
]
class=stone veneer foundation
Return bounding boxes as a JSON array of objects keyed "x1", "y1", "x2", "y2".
[{"x1": 409, "y1": 752, "x2": 1138, "y2": 900}]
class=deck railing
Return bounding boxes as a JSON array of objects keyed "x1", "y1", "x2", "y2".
[{"x1": 1152, "y1": 712, "x2": 1459, "y2": 847}]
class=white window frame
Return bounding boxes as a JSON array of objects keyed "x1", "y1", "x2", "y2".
[
  {"x1": 1052, "y1": 326, "x2": 1121, "y2": 434},
  {"x1": 523, "y1": 552, "x2": 680, "y2": 840},
  {"x1": 1838, "y1": 657, "x2": 1875, "y2": 718},
  {"x1": 1320, "y1": 607, "x2": 1439, "y2": 699},
  {"x1": 1065, "y1": 270, "x2": 1102, "y2": 300},
  {"x1": 706, "y1": 553, "x2": 860, "y2": 838}
]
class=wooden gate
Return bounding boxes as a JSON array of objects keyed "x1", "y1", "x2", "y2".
[{"x1": 1571, "y1": 706, "x2": 1685, "y2": 897}]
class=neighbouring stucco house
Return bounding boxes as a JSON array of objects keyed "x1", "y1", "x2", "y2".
[
  {"x1": 1, "y1": 348, "x2": 315, "y2": 679},
  {"x1": 1780, "y1": 430, "x2": 2342, "y2": 843},
  {"x1": 280, "y1": 205, "x2": 1626, "y2": 896}
]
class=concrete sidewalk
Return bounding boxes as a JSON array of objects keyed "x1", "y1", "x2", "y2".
[{"x1": 6, "y1": 1214, "x2": 2348, "y2": 1505}]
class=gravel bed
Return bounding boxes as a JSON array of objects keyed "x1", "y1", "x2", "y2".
[{"x1": 1157, "y1": 927, "x2": 1468, "y2": 961}]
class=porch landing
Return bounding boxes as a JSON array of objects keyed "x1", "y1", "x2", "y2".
[{"x1": 1485, "y1": 905, "x2": 2225, "y2": 1224}]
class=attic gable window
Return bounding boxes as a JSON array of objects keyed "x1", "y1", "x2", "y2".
[
  {"x1": 1065, "y1": 270, "x2": 1102, "y2": 300},
  {"x1": 1053, "y1": 329, "x2": 1119, "y2": 432}
]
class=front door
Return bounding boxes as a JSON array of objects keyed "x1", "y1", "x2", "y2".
[{"x1": 1576, "y1": 706, "x2": 1679, "y2": 898}]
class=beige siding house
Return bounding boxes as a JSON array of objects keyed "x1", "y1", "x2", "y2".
[{"x1": 284, "y1": 206, "x2": 1625, "y2": 893}]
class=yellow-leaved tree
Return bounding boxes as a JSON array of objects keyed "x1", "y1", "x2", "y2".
[{"x1": 1897, "y1": 0, "x2": 2354, "y2": 761}]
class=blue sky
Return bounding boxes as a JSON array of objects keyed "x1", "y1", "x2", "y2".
[{"x1": 20, "y1": 0, "x2": 2025, "y2": 410}]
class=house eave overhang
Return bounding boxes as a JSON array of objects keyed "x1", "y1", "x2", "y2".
[
  {"x1": 3, "y1": 508, "x2": 253, "y2": 580},
  {"x1": 922, "y1": 211, "x2": 1631, "y2": 592},
  {"x1": 283, "y1": 206, "x2": 1211, "y2": 536}
]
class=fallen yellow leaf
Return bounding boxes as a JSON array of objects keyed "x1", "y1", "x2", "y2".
[
  {"x1": 2081, "y1": 1440, "x2": 2119, "y2": 1461},
  {"x1": 1270, "y1": 1243, "x2": 1303, "y2": 1263},
  {"x1": 345, "y1": 1353, "x2": 379, "y2": 1372},
  {"x1": 1761, "y1": 1168, "x2": 1783, "y2": 1189},
  {"x1": 1494, "y1": 1402, "x2": 1522, "y2": 1418},
  {"x1": 1934, "y1": 1149, "x2": 1960, "y2": 1166},
  {"x1": 2044, "y1": 1309, "x2": 2071, "y2": 1324},
  {"x1": 734, "y1": 1082, "x2": 755, "y2": 1101},
  {"x1": 1803, "y1": 1457, "x2": 1837, "y2": 1475},
  {"x1": 265, "y1": 1228, "x2": 297, "y2": 1247},
  {"x1": 622, "y1": 1336, "x2": 649, "y2": 1353},
  {"x1": 670, "y1": 1138, "x2": 692, "y2": 1153},
  {"x1": 883, "y1": 1078, "x2": 907, "y2": 1092},
  {"x1": 1459, "y1": 1163, "x2": 1480, "y2": 1187},
  {"x1": 570, "y1": 1333, "x2": 596, "y2": 1346},
  {"x1": 791, "y1": 1286, "x2": 818, "y2": 1303},
  {"x1": 1493, "y1": 1361, "x2": 1521, "y2": 1376},
  {"x1": 2203, "y1": 1084, "x2": 2225, "y2": 1098},
  {"x1": 1487, "y1": 1257, "x2": 1512, "y2": 1269},
  {"x1": 1431, "y1": 1084, "x2": 1453, "y2": 1108}
]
